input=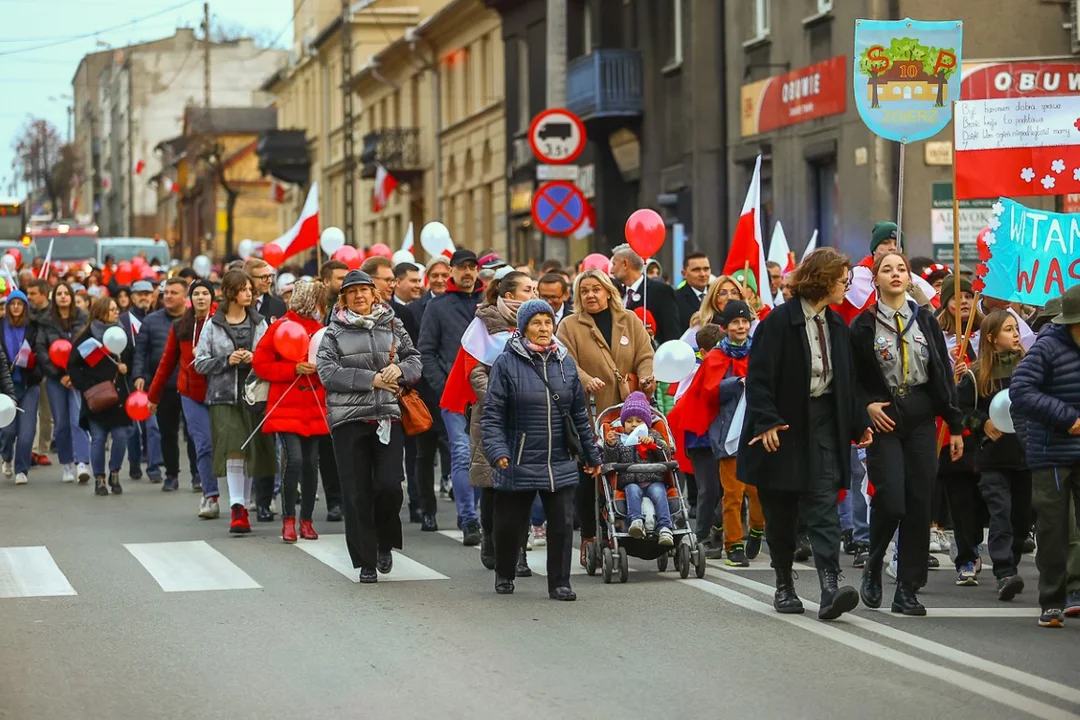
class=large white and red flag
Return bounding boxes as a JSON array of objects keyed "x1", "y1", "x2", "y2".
[
  {"x1": 267, "y1": 182, "x2": 319, "y2": 262},
  {"x1": 372, "y1": 164, "x2": 398, "y2": 213},
  {"x1": 439, "y1": 319, "x2": 514, "y2": 414},
  {"x1": 767, "y1": 221, "x2": 795, "y2": 274},
  {"x1": 722, "y1": 155, "x2": 773, "y2": 308}
]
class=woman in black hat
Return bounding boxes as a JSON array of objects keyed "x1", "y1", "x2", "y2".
[{"x1": 317, "y1": 270, "x2": 422, "y2": 583}]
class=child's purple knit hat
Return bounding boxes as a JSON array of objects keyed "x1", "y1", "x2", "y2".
[{"x1": 620, "y1": 391, "x2": 652, "y2": 426}]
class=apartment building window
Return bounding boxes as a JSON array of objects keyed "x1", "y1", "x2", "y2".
[
  {"x1": 462, "y1": 48, "x2": 473, "y2": 116},
  {"x1": 482, "y1": 182, "x2": 494, "y2": 242},
  {"x1": 583, "y1": 1, "x2": 593, "y2": 55},
  {"x1": 410, "y1": 75, "x2": 421, "y2": 128},
  {"x1": 811, "y1": 158, "x2": 838, "y2": 251},
  {"x1": 515, "y1": 39, "x2": 529, "y2": 133},
  {"x1": 445, "y1": 62, "x2": 456, "y2": 126},
  {"x1": 480, "y1": 34, "x2": 491, "y2": 105},
  {"x1": 672, "y1": 0, "x2": 683, "y2": 66},
  {"x1": 754, "y1": 0, "x2": 770, "y2": 39},
  {"x1": 392, "y1": 91, "x2": 401, "y2": 127},
  {"x1": 466, "y1": 188, "x2": 476, "y2": 246}
]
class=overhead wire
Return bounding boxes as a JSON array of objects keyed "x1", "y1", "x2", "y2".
[{"x1": 0, "y1": 0, "x2": 201, "y2": 53}]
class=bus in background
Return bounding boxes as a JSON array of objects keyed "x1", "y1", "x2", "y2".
[{"x1": 0, "y1": 197, "x2": 28, "y2": 242}]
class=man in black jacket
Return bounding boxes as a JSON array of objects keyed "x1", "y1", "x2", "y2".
[
  {"x1": 244, "y1": 258, "x2": 287, "y2": 322},
  {"x1": 411, "y1": 256, "x2": 452, "y2": 509},
  {"x1": 135, "y1": 277, "x2": 189, "y2": 492},
  {"x1": 611, "y1": 244, "x2": 681, "y2": 344},
  {"x1": 417, "y1": 249, "x2": 483, "y2": 544},
  {"x1": 122, "y1": 280, "x2": 159, "y2": 482},
  {"x1": 675, "y1": 252, "x2": 712, "y2": 331}
]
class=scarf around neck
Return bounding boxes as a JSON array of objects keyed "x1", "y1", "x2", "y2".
[
  {"x1": 523, "y1": 336, "x2": 557, "y2": 354},
  {"x1": 338, "y1": 303, "x2": 389, "y2": 329},
  {"x1": 720, "y1": 336, "x2": 751, "y2": 359},
  {"x1": 991, "y1": 350, "x2": 1023, "y2": 381},
  {"x1": 496, "y1": 296, "x2": 523, "y2": 324}
]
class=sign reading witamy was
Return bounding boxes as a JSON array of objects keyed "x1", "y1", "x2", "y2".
[
  {"x1": 955, "y1": 95, "x2": 1080, "y2": 200},
  {"x1": 981, "y1": 197, "x2": 1080, "y2": 305}
]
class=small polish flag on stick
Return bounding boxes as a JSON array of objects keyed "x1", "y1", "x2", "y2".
[
  {"x1": 129, "y1": 315, "x2": 142, "y2": 336},
  {"x1": 401, "y1": 222, "x2": 414, "y2": 253},
  {"x1": 77, "y1": 337, "x2": 108, "y2": 368},
  {"x1": 15, "y1": 339, "x2": 35, "y2": 369}
]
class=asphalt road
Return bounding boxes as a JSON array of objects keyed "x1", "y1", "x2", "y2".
[{"x1": 2, "y1": 464, "x2": 1078, "y2": 720}]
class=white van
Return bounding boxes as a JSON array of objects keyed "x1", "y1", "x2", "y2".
[{"x1": 97, "y1": 237, "x2": 172, "y2": 267}]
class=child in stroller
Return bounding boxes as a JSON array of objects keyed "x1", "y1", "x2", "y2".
[{"x1": 603, "y1": 391, "x2": 675, "y2": 547}]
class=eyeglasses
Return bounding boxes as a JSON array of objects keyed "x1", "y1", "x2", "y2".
[
  {"x1": 843, "y1": 269, "x2": 854, "y2": 289},
  {"x1": 374, "y1": 275, "x2": 397, "y2": 287},
  {"x1": 252, "y1": 273, "x2": 274, "y2": 281},
  {"x1": 716, "y1": 288, "x2": 739, "y2": 298}
]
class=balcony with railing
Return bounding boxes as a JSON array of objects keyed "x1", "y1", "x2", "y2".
[
  {"x1": 359, "y1": 128, "x2": 422, "y2": 180},
  {"x1": 566, "y1": 49, "x2": 643, "y2": 121}
]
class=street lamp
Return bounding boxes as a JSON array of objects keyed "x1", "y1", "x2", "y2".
[{"x1": 48, "y1": 94, "x2": 74, "y2": 143}]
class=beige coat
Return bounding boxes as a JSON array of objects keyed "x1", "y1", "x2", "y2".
[{"x1": 556, "y1": 307, "x2": 654, "y2": 417}]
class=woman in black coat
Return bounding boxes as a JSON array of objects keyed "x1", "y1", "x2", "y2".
[
  {"x1": 850, "y1": 252, "x2": 964, "y2": 616},
  {"x1": 67, "y1": 296, "x2": 134, "y2": 496},
  {"x1": 738, "y1": 248, "x2": 872, "y2": 621}
]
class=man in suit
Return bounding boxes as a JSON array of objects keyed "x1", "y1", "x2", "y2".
[
  {"x1": 391, "y1": 261, "x2": 424, "y2": 342},
  {"x1": 537, "y1": 272, "x2": 571, "y2": 327},
  {"x1": 675, "y1": 251, "x2": 712, "y2": 331},
  {"x1": 611, "y1": 243, "x2": 681, "y2": 344},
  {"x1": 243, "y1": 258, "x2": 287, "y2": 322}
]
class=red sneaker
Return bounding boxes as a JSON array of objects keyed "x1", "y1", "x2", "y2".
[
  {"x1": 34, "y1": 453, "x2": 51, "y2": 467},
  {"x1": 298, "y1": 519, "x2": 319, "y2": 540},
  {"x1": 229, "y1": 504, "x2": 251, "y2": 534},
  {"x1": 281, "y1": 517, "x2": 297, "y2": 543}
]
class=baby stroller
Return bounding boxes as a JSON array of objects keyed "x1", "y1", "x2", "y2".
[{"x1": 583, "y1": 400, "x2": 707, "y2": 583}]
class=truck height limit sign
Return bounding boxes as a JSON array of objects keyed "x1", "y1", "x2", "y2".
[{"x1": 529, "y1": 108, "x2": 587, "y2": 164}]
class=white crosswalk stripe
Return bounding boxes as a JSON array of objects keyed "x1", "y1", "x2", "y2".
[
  {"x1": 295, "y1": 534, "x2": 448, "y2": 582},
  {"x1": 0, "y1": 546, "x2": 77, "y2": 598},
  {"x1": 124, "y1": 541, "x2": 262, "y2": 592},
  {"x1": 438, "y1": 528, "x2": 591, "y2": 576}
]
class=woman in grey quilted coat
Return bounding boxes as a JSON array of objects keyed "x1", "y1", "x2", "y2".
[{"x1": 317, "y1": 270, "x2": 422, "y2": 584}]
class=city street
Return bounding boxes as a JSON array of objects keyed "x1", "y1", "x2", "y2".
[{"x1": 2, "y1": 467, "x2": 1078, "y2": 720}]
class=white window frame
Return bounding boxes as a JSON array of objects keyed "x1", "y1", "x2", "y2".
[
  {"x1": 754, "y1": 0, "x2": 770, "y2": 39},
  {"x1": 817, "y1": 0, "x2": 833, "y2": 12},
  {"x1": 673, "y1": 0, "x2": 683, "y2": 65}
]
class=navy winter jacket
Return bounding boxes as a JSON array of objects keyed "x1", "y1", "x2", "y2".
[
  {"x1": 417, "y1": 283, "x2": 483, "y2": 396},
  {"x1": 1009, "y1": 324, "x2": 1080, "y2": 469},
  {"x1": 134, "y1": 308, "x2": 183, "y2": 387},
  {"x1": 482, "y1": 336, "x2": 601, "y2": 493}
]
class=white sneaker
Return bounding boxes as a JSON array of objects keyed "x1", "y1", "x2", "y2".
[
  {"x1": 198, "y1": 496, "x2": 220, "y2": 519},
  {"x1": 937, "y1": 529, "x2": 952, "y2": 553},
  {"x1": 658, "y1": 527, "x2": 674, "y2": 547},
  {"x1": 628, "y1": 518, "x2": 645, "y2": 539},
  {"x1": 532, "y1": 524, "x2": 547, "y2": 547},
  {"x1": 525, "y1": 527, "x2": 534, "y2": 551},
  {"x1": 929, "y1": 528, "x2": 942, "y2": 554},
  {"x1": 886, "y1": 554, "x2": 898, "y2": 580},
  {"x1": 2, "y1": 460, "x2": 12, "y2": 478},
  {"x1": 62, "y1": 464, "x2": 76, "y2": 483},
  {"x1": 14, "y1": 472, "x2": 27, "y2": 485},
  {"x1": 77, "y1": 463, "x2": 91, "y2": 483}
]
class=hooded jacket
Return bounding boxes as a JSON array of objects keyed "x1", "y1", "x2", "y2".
[
  {"x1": 66, "y1": 320, "x2": 134, "y2": 431},
  {"x1": 33, "y1": 308, "x2": 89, "y2": 380},
  {"x1": 148, "y1": 306, "x2": 215, "y2": 404},
  {"x1": 3, "y1": 290, "x2": 42, "y2": 387},
  {"x1": 316, "y1": 304, "x2": 422, "y2": 430},
  {"x1": 252, "y1": 311, "x2": 330, "y2": 437},
  {"x1": 193, "y1": 306, "x2": 267, "y2": 406},
  {"x1": 1009, "y1": 323, "x2": 1080, "y2": 469},
  {"x1": 416, "y1": 279, "x2": 484, "y2": 397}
]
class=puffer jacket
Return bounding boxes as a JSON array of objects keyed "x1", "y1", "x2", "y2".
[
  {"x1": 957, "y1": 361, "x2": 1027, "y2": 472},
  {"x1": 481, "y1": 336, "x2": 601, "y2": 493},
  {"x1": 468, "y1": 305, "x2": 513, "y2": 489},
  {"x1": 602, "y1": 429, "x2": 669, "y2": 489},
  {"x1": 1010, "y1": 324, "x2": 1080, "y2": 469},
  {"x1": 416, "y1": 280, "x2": 483, "y2": 395},
  {"x1": 148, "y1": 308, "x2": 213, "y2": 404},
  {"x1": 317, "y1": 304, "x2": 422, "y2": 430},
  {"x1": 33, "y1": 309, "x2": 89, "y2": 380},
  {"x1": 193, "y1": 306, "x2": 267, "y2": 406},
  {"x1": 134, "y1": 307, "x2": 184, "y2": 387},
  {"x1": 252, "y1": 311, "x2": 330, "y2": 437}
]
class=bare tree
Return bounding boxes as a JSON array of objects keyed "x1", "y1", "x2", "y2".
[
  {"x1": 11, "y1": 118, "x2": 64, "y2": 217},
  {"x1": 209, "y1": 17, "x2": 286, "y2": 49}
]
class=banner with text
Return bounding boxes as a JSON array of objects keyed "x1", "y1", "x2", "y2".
[
  {"x1": 955, "y1": 95, "x2": 1080, "y2": 200},
  {"x1": 979, "y1": 197, "x2": 1080, "y2": 305}
]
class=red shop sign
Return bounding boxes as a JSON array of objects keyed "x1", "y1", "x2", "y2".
[
  {"x1": 961, "y1": 60, "x2": 1080, "y2": 100},
  {"x1": 740, "y1": 55, "x2": 847, "y2": 137}
]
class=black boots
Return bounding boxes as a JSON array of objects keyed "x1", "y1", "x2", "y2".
[
  {"x1": 94, "y1": 475, "x2": 109, "y2": 496},
  {"x1": 480, "y1": 531, "x2": 496, "y2": 570},
  {"x1": 773, "y1": 568, "x2": 804, "y2": 614},
  {"x1": 359, "y1": 567, "x2": 377, "y2": 584},
  {"x1": 891, "y1": 581, "x2": 926, "y2": 616},
  {"x1": 515, "y1": 548, "x2": 532, "y2": 577},
  {"x1": 861, "y1": 564, "x2": 883, "y2": 609},
  {"x1": 549, "y1": 586, "x2": 576, "y2": 601},
  {"x1": 256, "y1": 504, "x2": 275, "y2": 523},
  {"x1": 420, "y1": 514, "x2": 438, "y2": 532},
  {"x1": 495, "y1": 576, "x2": 514, "y2": 594},
  {"x1": 376, "y1": 548, "x2": 393, "y2": 575},
  {"x1": 817, "y1": 567, "x2": 859, "y2": 621},
  {"x1": 108, "y1": 471, "x2": 122, "y2": 495}
]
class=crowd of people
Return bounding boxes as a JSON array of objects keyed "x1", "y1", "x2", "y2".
[{"x1": 2, "y1": 226, "x2": 1079, "y2": 625}]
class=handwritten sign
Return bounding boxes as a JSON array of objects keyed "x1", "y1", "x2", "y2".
[
  {"x1": 954, "y1": 95, "x2": 1080, "y2": 199},
  {"x1": 980, "y1": 197, "x2": 1080, "y2": 305}
]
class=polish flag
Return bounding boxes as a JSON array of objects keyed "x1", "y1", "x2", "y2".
[
  {"x1": 722, "y1": 155, "x2": 772, "y2": 307},
  {"x1": 767, "y1": 221, "x2": 795, "y2": 274},
  {"x1": 372, "y1": 164, "x2": 398, "y2": 213},
  {"x1": 802, "y1": 229, "x2": 818, "y2": 261},
  {"x1": 270, "y1": 178, "x2": 287, "y2": 204},
  {"x1": 401, "y1": 221, "x2": 414, "y2": 253},
  {"x1": 129, "y1": 314, "x2": 142, "y2": 336},
  {"x1": 161, "y1": 178, "x2": 179, "y2": 194},
  {"x1": 439, "y1": 318, "x2": 513, "y2": 414},
  {"x1": 266, "y1": 182, "x2": 320, "y2": 262},
  {"x1": 101, "y1": 172, "x2": 112, "y2": 192},
  {"x1": 77, "y1": 337, "x2": 108, "y2": 368},
  {"x1": 15, "y1": 339, "x2": 35, "y2": 369},
  {"x1": 134, "y1": 159, "x2": 146, "y2": 175}
]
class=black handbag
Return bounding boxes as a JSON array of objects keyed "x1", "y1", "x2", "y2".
[{"x1": 526, "y1": 362, "x2": 585, "y2": 461}]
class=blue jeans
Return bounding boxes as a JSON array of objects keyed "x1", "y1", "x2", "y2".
[
  {"x1": 625, "y1": 482, "x2": 673, "y2": 530},
  {"x1": 45, "y1": 378, "x2": 89, "y2": 465},
  {"x1": 531, "y1": 494, "x2": 546, "y2": 526},
  {"x1": 88, "y1": 420, "x2": 132, "y2": 477},
  {"x1": 441, "y1": 408, "x2": 479, "y2": 527},
  {"x1": 838, "y1": 447, "x2": 871, "y2": 543},
  {"x1": 1, "y1": 384, "x2": 40, "y2": 474},
  {"x1": 181, "y1": 396, "x2": 217, "y2": 498},
  {"x1": 128, "y1": 417, "x2": 163, "y2": 478}
]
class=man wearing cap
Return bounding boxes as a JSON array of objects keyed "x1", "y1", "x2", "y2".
[
  {"x1": 611, "y1": 243, "x2": 681, "y2": 344},
  {"x1": 122, "y1": 279, "x2": 163, "y2": 483},
  {"x1": 1010, "y1": 284, "x2": 1080, "y2": 626},
  {"x1": 420, "y1": 248, "x2": 485, "y2": 544},
  {"x1": 134, "y1": 277, "x2": 190, "y2": 492}
]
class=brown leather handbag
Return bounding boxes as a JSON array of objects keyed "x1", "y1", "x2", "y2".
[
  {"x1": 389, "y1": 320, "x2": 432, "y2": 436},
  {"x1": 83, "y1": 380, "x2": 120, "y2": 413}
]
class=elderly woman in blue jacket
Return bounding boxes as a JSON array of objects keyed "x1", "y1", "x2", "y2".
[{"x1": 482, "y1": 299, "x2": 602, "y2": 600}]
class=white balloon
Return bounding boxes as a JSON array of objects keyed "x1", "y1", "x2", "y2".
[
  {"x1": 420, "y1": 222, "x2": 452, "y2": 257},
  {"x1": 237, "y1": 239, "x2": 256, "y2": 260},
  {"x1": 653, "y1": 340, "x2": 697, "y2": 383},
  {"x1": 988, "y1": 389, "x2": 1015, "y2": 434},
  {"x1": 0, "y1": 394, "x2": 16, "y2": 429},
  {"x1": 192, "y1": 255, "x2": 212, "y2": 279},
  {"x1": 0, "y1": 255, "x2": 15, "y2": 273},
  {"x1": 308, "y1": 327, "x2": 327, "y2": 364},
  {"x1": 320, "y1": 227, "x2": 345, "y2": 256},
  {"x1": 392, "y1": 249, "x2": 415, "y2": 267},
  {"x1": 103, "y1": 325, "x2": 128, "y2": 355},
  {"x1": 276, "y1": 273, "x2": 297, "y2": 294}
]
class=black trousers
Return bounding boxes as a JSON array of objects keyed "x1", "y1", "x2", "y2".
[
  {"x1": 866, "y1": 388, "x2": 938, "y2": 586},
  {"x1": 280, "y1": 432, "x2": 320, "y2": 520},
  {"x1": 576, "y1": 467, "x2": 596, "y2": 538},
  {"x1": 940, "y1": 469, "x2": 984, "y2": 568},
  {"x1": 688, "y1": 447, "x2": 722, "y2": 538},
  {"x1": 405, "y1": 434, "x2": 419, "y2": 512},
  {"x1": 494, "y1": 486, "x2": 575, "y2": 591},
  {"x1": 979, "y1": 468, "x2": 1032, "y2": 579},
  {"x1": 758, "y1": 396, "x2": 843, "y2": 574},
  {"x1": 318, "y1": 434, "x2": 343, "y2": 511},
  {"x1": 413, "y1": 426, "x2": 442, "y2": 515},
  {"x1": 331, "y1": 422, "x2": 405, "y2": 569},
  {"x1": 157, "y1": 387, "x2": 183, "y2": 479},
  {"x1": 481, "y1": 486, "x2": 528, "y2": 550}
]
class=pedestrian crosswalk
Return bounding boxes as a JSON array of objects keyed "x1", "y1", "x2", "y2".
[
  {"x1": 295, "y1": 535, "x2": 449, "y2": 582},
  {"x1": 125, "y1": 541, "x2": 263, "y2": 592},
  {"x1": 0, "y1": 546, "x2": 78, "y2": 598}
]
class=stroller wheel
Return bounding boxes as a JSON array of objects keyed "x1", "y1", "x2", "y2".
[
  {"x1": 618, "y1": 546, "x2": 629, "y2": 584},
  {"x1": 656, "y1": 553, "x2": 669, "y2": 572},
  {"x1": 601, "y1": 546, "x2": 614, "y2": 584},
  {"x1": 677, "y1": 544, "x2": 691, "y2": 579},
  {"x1": 585, "y1": 541, "x2": 598, "y2": 576},
  {"x1": 694, "y1": 543, "x2": 707, "y2": 579}
]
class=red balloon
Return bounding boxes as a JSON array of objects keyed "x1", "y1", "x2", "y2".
[
  {"x1": 580, "y1": 253, "x2": 610, "y2": 273},
  {"x1": 126, "y1": 391, "x2": 152, "y2": 422},
  {"x1": 115, "y1": 262, "x2": 133, "y2": 286},
  {"x1": 624, "y1": 209, "x2": 667, "y2": 259},
  {"x1": 262, "y1": 243, "x2": 285, "y2": 267},
  {"x1": 274, "y1": 320, "x2": 310, "y2": 362},
  {"x1": 332, "y1": 245, "x2": 362, "y2": 270},
  {"x1": 369, "y1": 243, "x2": 392, "y2": 259},
  {"x1": 49, "y1": 339, "x2": 72, "y2": 370},
  {"x1": 6, "y1": 248, "x2": 22, "y2": 268},
  {"x1": 131, "y1": 256, "x2": 147, "y2": 268}
]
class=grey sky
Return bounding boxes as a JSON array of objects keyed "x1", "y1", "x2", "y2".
[{"x1": 0, "y1": 0, "x2": 292, "y2": 203}]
